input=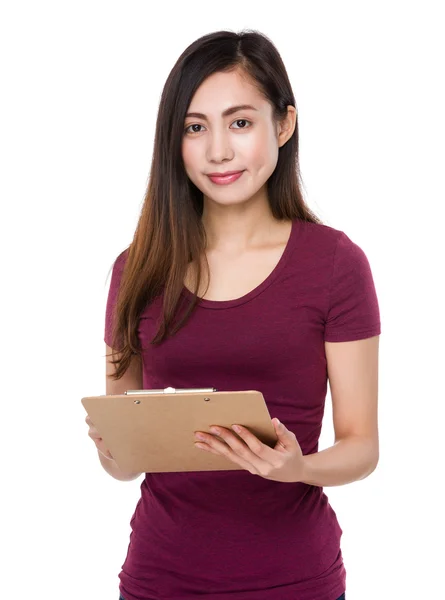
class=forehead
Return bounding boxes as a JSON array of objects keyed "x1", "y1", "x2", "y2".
[{"x1": 187, "y1": 69, "x2": 268, "y2": 115}]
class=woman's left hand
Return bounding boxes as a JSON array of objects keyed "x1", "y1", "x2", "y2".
[{"x1": 194, "y1": 418, "x2": 305, "y2": 483}]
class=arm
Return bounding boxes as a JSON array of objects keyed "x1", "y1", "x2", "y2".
[
  {"x1": 300, "y1": 335, "x2": 380, "y2": 487},
  {"x1": 301, "y1": 435, "x2": 378, "y2": 487},
  {"x1": 97, "y1": 450, "x2": 142, "y2": 482},
  {"x1": 95, "y1": 343, "x2": 144, "y2": 481}
]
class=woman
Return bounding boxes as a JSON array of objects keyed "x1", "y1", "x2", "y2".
[{"x1": 86, "y1": 29, "x2": 380, "y2": 600}]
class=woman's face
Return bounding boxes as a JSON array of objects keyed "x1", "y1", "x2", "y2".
[{"x1": 181, "y1": 69, "x2": 292, "y2": 209}]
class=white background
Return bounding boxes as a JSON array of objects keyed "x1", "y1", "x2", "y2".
[{"x1": 1, "y1": 1, "x2": 444, "y2": 598}]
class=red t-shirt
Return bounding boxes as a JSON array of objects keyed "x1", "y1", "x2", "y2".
[{"x1": 104, "y1": 218, "x2": 381, "y2": 600}]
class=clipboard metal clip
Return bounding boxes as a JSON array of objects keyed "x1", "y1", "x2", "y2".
[{"x1": 125, "y1": 387, "x2": 218, "y2": 395}]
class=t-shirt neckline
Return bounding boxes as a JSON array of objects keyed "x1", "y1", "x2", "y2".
[{"x1": 180, "y1": 218, "x2": 299, "y2": 310}]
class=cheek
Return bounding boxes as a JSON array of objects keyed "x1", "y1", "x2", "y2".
[
  {"x1": 181, "y1": 143, "x2": 192, "y2": 168},
  {"x1": 182, "y1": 144, "x2": 200, "y2": 180},
  {"x1": 248, "y1": 143, "x2": 279, "y2": 177},
  {"x1": 243, "y1": 128, "x2": 278, "y2": 168}
]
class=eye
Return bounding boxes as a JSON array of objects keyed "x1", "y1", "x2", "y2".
[
  {"x1": 231, "y1": 119, "x2": 252, "y2": 130},
  {"x1": 184, "y1": 119, "x2": 252, "y2": 135}
]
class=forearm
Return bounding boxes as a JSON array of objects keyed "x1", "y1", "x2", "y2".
[
  {"x1": 300, "y1": 435, "x2": 379, "y2": 487},
  {"x1": 97, "y1": 450, "x2": 142, "y2": 482}
]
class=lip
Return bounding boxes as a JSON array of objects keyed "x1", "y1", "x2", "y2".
[
  {"x1": 207, "y1": 170, "x2": 244, "y2": 177},
  {"x1": 207, "y1": 170, "x2": 245, "y2": 185}
]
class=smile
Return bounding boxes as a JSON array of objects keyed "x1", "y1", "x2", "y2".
[{"x1": 207, "y1": 171, "x2": 244, "y2": 185}]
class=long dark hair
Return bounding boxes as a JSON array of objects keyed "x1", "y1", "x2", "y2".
[{"x1": 107, "y1": 29, "x2": 324, "y2": 380}]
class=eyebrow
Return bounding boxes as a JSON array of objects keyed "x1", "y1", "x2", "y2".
[{"x1": 185, "y1": 104, "x2": 259, "y2": 121}]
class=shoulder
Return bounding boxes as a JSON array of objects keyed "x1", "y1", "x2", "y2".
[
  {"x1": 115, "y1": 247, "x2": 130, "y2": 266},
  {"x1": 297, "y1": 219, "x2": 365, "y2": 256},
  {"x1": 297, "y1": 219, "x2": 343, "y2": 240},
  {"x1": 107, "y1": 248, "x2": 131, "y2": 296},
  {"x1": 111, "y1": 247, "x2": 130, "y2": 276},
  {"x1": 295, "y1": 219, "x2": 349, "y2": 256}
]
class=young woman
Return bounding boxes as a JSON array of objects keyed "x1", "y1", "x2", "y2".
[{"x1": 86, "y1": 29, "x2": 380, "y2": 600}]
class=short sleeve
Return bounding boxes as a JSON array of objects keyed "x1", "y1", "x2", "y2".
[
  {"x1": 324, "y1": 232, "x2": 381, "y2": 342},
  {"x1": 104, "y1": 250, "x2": 128, "y2": 348}
]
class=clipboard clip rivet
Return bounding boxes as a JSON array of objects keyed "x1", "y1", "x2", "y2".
[
  {"x1": 204, "y1": 397, "x2": 210, "y2": 402},
  {"x1": 134, "y1": 399, "x2": 141, "y2": 404}
]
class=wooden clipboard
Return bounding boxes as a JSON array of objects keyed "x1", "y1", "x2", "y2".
[{"x1": 81, "y1": 388, "x2": 278, "y2": 473}]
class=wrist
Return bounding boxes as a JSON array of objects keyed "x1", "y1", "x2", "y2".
[
  {"x1": 97, "y1": 449, "x2": 141, "y2": 481},
  {"x1": 300, "y1": 454, "x2": 311, "y2": 483}
]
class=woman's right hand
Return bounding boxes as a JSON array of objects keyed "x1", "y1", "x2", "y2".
[{"x1": 85, "y1": 415, "x2": 114, "y2": 460}]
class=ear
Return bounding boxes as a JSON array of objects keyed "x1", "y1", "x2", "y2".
[{"x1": 277, "y1": 105, "x2": 297, "y2": 147}]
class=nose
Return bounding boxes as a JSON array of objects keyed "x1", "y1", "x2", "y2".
[{"x1": 206, "y1": 129, "x2": 234, "y2": 163}]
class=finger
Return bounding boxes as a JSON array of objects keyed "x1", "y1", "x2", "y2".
[
  {"x1": 87, "y1": 424, "x2": 102, "y2": 442},
  {"x1": 272, "y1": 418, "x2": 298, "y2": 451},
  {"x1": 195, "y1": 440, "x2": 258, "y2": 475},
  {"x1": 201, "y1": 428, "x2": 268, "y2": 473},
  {"x1": 218, "y1": 426, "x2": 281, "y2": 470},
  {"x1": 98, "y1": 447, "x2": 114, "y2": 460},
  {"x1": 95, "y1": 438, "x2": 114, "y2": 460},
  {"x1": 85, "y1": 416, "x2": 97, "y2": 432}
]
